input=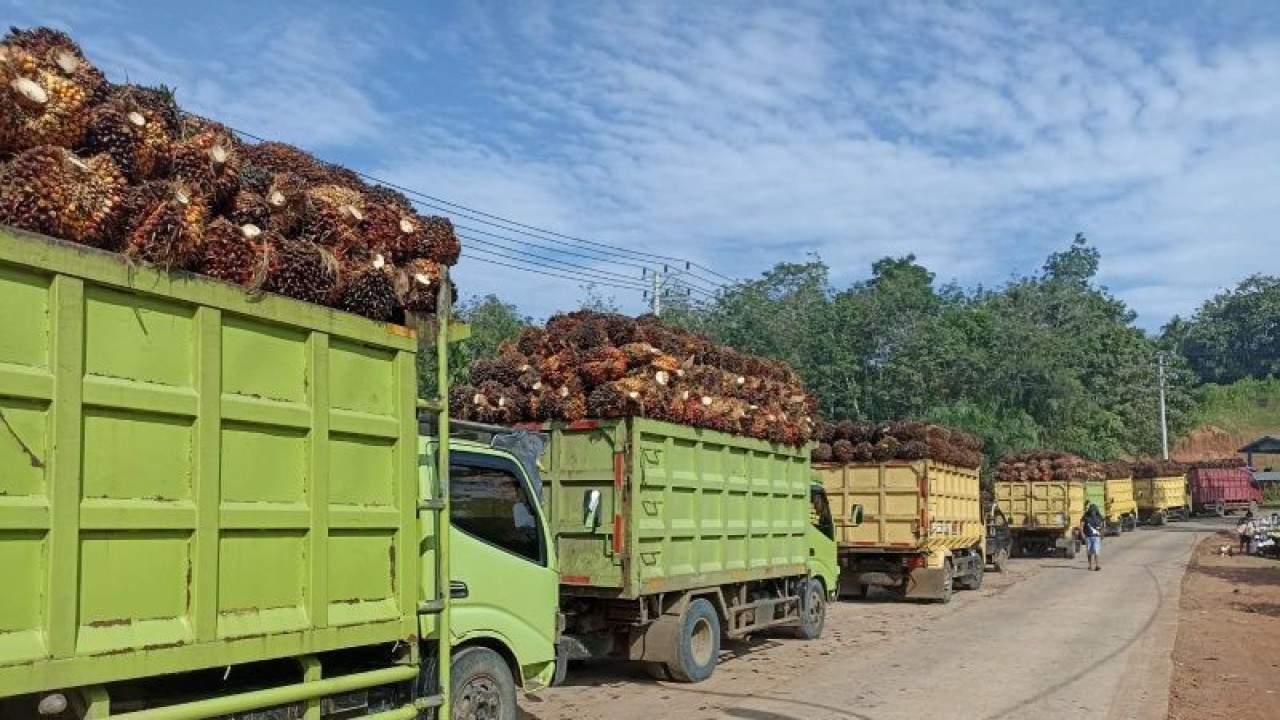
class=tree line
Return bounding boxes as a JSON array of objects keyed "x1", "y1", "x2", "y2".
[{"x1": 424, "y1": 234, "x2": 1278, "y2": 468}]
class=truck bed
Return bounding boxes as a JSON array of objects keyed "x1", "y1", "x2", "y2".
[
  {"x1": 0, "y1": 228, "x2": 424, "y2": 697},
  {"x1": 540, "y1": 417, "x2": 811, "y2": 599},
  {"x1": 816, "y1": 460, "x2": 983, "y2": 554},
  {"x1": 994, "y1": 480, "x2": 1085, "y2": 531}
]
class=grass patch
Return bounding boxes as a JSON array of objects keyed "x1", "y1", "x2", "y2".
[{"x1": 1193, "y1": 377, "x2": 1280, "y2": 434}]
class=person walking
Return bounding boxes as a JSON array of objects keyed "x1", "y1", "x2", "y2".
[{"x1": 1081, "y1": 503, "x2": 1104, "y2": 571}]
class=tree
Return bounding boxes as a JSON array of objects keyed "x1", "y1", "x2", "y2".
[
  {"x1": 418, "y1": 294, "x2": 529, "y2": 398},
  {"x1": 1168, "y1": 275, "x2": 1280, "y2": 384}
]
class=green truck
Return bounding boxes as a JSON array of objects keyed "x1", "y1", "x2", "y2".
[
  {"x1": 538, "y1": 417, "x2": 838, "y2": 682},
  {"x1": 0, "y1": 228, "x2": 557, "y2": 719}
]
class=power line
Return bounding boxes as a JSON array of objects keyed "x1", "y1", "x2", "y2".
[
  {"x1": 221, "y1": 123, "x2": 738, "y2": 292},
  {"x1": 456, "y1": 225, "x2": 723, "y2": 296},
  {"x1": 460, "y1": 253, "x2": 652, "y2": 293},
  {"x1": 461, "y1": 243, "x2": 654, "y2": 290}
]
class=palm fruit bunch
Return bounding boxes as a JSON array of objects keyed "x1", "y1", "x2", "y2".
[
  {"x1": 82, "y1": 85, "x2": 179, "y2": 182},
  {"x1": 0, "y1": 28, "x2": 101, "y2": 152},
  {"x1": 122, "y1": 180, "x2": 208, "y2": 267},
  {"x1": 994, "y1": 450, "x2": 1102, "y2": 483},
  {"x1": 300, "y1": 184, "x2": 363, "y2": 250},
  {"x1": 1129, "y1": 458, "x2": 1186, "y2": 478},
  {"x1": 0, "y1": 26, "x2": 465, "y2": 324},
  {"x1": 0, "y1": 145, "x2": 126, "y2": 247},
  {"x1": 453, "y1": 310, "x2": 816, "y2": 446},
  {"x1": 1099, "y1": 461, "x2": 1132, "y2": 480},
  {"x1": 169, "y1": 126, "x2": 241, "y2": 208},
  {"x1": 396, "y1": 258, "x2": 454, "y2": 314},
  {"x1": 810, "y1": 419, "x2": 983, "y2": 468},
  {"x1": 1183, "y1": 457, "x2": 1246, "y2": 470},
  {"x1": 2, "y1": 26, "x2": 106, "y2": 102},
  {"x1": 196, "y1": 219, "x2": 267, "y2": 285},
  {"x1": 262, "y1": 239, "x2": 339, "y2": 304},
  {"x1": 332, "y1": 254, "x2": 398, "y2": 321}
]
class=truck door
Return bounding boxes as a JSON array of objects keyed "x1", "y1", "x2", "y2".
[
  {"x1": 449, "y1": 452, "x2": 559, "y2": 686},
  {"x1": 806, "y1": 485, "x2": 839, "y2": 596}
]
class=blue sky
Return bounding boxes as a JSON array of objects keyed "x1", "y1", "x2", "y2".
[{"x1": 10, "y1": 1, "x2": 1280, "y2": 328}]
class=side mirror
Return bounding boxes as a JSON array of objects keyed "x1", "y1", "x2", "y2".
[
  {"x1": 850, "y1": 504, "x2": 864, "y2": 527},
  {"x1": 583, "y1": 489, "x2": 602, "y2": 530}
]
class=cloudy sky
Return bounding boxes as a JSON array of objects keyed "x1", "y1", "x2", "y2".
[{"x1": 10, "y1": 1, "x2": 1280, "y2": 328}]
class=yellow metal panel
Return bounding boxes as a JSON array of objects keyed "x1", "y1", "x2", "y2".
[
  {"x1": 995, "y1": 480, "x2": 1086, "y2": 529},
  {"x1": 1103, "y1": 477, "x2": 1138, "y2": 521},
  {"x1": 817, "y1": 461, "x2": 983, "y2": 551}
]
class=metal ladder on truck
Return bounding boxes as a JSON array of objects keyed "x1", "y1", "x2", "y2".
[{"x1": 411, "y1": 273, "x2": 463, "y2": 719}]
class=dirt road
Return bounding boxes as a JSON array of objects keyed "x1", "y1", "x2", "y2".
[{"x1": 521, "y1": 521, "x2": 1208, "y2": 720}]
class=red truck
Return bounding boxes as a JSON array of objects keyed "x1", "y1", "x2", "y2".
[{"x1": 1188, "y1": 467, "x2": 1262, "y2": 516}]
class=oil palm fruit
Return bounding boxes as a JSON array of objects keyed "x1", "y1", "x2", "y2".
[
  {"x1": 263, "y1": 239, "x2": 338, "y2": 304},
  {"x1": 0, "y1": 63, "x2": 90, "y2": 151},
  {"x1": 332, "y1": 254, "x2": 397, "y2": 320},
  {"x1": 3, "y1": 26, "x2": 106, "y2": 102},
  {"x1": 124, "y1": 180, "x2": 208, "y2": 268},
  {"x1": 422, "y1": 215, "x2": 461, "y2": 266},
  {"x1": 396, "y1": 258, "x2": 451, "y2": 314},
  {"x1": 169, "y1": 128, "x2": 241, "y2": 208},
  {"x1": 0, "y1": 146, "x2": 126, "y2": 247},
  {"x1": 197, "y1": 219, "x2": 266, "y2": 285}
]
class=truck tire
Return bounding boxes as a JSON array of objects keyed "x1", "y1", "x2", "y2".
[
  {"x1": 792, "y1": 578, "x2": 826, "y2": 640},
  {"x1": 451, "y1": 646, "x2": 517, "y2": 720},
  {"x1": 666, "y1": 599, "x2": 721, "y2": 683},
  {"x1": 993, "y1": 548, "x2": 1008, "y2": 573}
]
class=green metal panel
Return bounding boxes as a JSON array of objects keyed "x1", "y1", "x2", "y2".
[
  {"x1": 1083, "y1": 480, "x2": 1106, "y2": 514},
  {"x1": 0, "y1": 228, "x2": 426, "y2": 698},
  {"x1": 545, "y1": 417, "x2": 811, "y2": 599}
]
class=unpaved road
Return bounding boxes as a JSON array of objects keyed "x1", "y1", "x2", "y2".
[{"x1": 521, "y1": 521, "x2": 1210, "y2": 720}]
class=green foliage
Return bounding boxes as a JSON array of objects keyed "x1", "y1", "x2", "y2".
[
  {"x1": 418, "y1": 294, "x2": 530, "y2": 399},
  {"x1": 681, "y1": 236, "x2": 1196, "y2": 465},
  {"x1": 1168, "y1": 275, "x2": 1280, "y2": 384},
  {"x1": 1191, "y1": 376, "x2": 1280, "y2": 433}
]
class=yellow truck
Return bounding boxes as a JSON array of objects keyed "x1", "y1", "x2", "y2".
[
  {"x1": 995, "y1": 480, "x2": 1086, "y2": 558},
  {"x1": 817, "y1": 460, "x2": 985, "y2": 604},
  {"x1": 1103, "y1": 476, "x2": 1139, "y2": 534},
  {"x1": 1134, "y1": 475, "x2": 1189, "y2": 525}
]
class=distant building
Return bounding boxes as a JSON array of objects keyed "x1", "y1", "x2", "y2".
[{"x1": 1239, "y1": 435, "x2": 1280, "y2": 484}]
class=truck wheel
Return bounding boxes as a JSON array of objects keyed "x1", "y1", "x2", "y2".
[
  {"x1": 968, "y1": 554, "x2": 984, "y2": 590},
  {"x1": 993, "y1": 548, "x2": 1008, "y2": 573},
  {"x1": 452, "y1": 647, "x2": 516, "y2": 720},
  {"x1": 666, "y1": 598, "x2": 720, "y2": 683},
  {"x1": 792, "y1": 578, "x2": 826, "y2": 640},
  {"x1": 857, "y1": 584, "x2": 871, "y2": 600}
]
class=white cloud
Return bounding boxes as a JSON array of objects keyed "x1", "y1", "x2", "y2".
[{"x1": 7, "y1": 1, "x2": 1279, "y2": 326}]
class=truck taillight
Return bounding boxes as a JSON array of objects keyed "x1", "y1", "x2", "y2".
[{"x1": 903, "y1": 555, "x2": 926, "y2": 570}]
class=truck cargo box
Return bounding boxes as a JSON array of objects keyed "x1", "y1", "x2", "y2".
[
  {"x1": 0, "y1": 229, "x2": 424, "y2": 697},
  {"x1": 1103, "y1": 477, "x2": 1138, "y2": 533},
  {"x1": 816, "y1": 461, "x2": 984, "y2": 553},
  {"x1": 1188, "y1": 467, "x2": 1261, "y2": 515},
  {"x1": 1134, "y1": 475, "x2": 1187, "y2": 523},
  {"x1": 541, "y1": 417, "x2": 811, "y2": 599},
  {"x1": 995, "y1": 480, "x2": 1085, "y2": 530}
]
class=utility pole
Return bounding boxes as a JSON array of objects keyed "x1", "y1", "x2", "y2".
[
  {"x1": 1158, "y1": 351, "x2": 1169, "y2": 460},
  {"x1": 650, "y1": 269, "x2": 661, "y2": 316}
]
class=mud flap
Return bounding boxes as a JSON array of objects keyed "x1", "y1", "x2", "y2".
[{"x1": 904, "y1": 567, "x2": 949, "y2": 600}]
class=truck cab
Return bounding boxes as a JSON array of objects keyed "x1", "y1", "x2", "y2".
[
  {"x1": 419, "y1": 432, "x2": 561, "y2": 716},
  {"x1": 807, "y1": 483, "x2": 840, "y2": 599}
]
